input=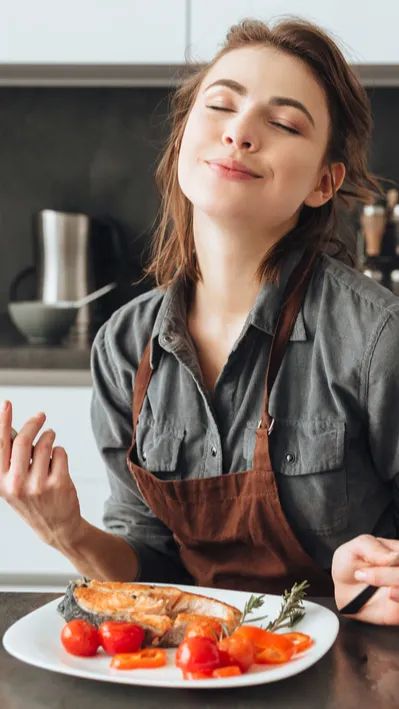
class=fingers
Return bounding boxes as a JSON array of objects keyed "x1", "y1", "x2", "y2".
[
  {"x1": 389, "y1": 587, "x2": 399, "y2": 602},
  {"x1": 27, "y1": 429, "x2": 56, "y2": 493},
  {"x1": 349, "y1": 534, "x2": 399, "y2": 591},
  {"x1": 375, "y1": 537, "x2": 399, "y2": 552},
  {"x1": 0, "y1": 400, "x2": 12, "y2": 472},
  {"x1": 9, "y1": 411, "x2": 46, "y2": 478},
  {"x1": 349, "y1": 534, "x2": 399, "y2": 566},
  {"x1": 354, "y1": 564, "x2": 399, "y2": 586},
  {"x1": 47, "y1": 446, "x2": 69, "y2": 485}
]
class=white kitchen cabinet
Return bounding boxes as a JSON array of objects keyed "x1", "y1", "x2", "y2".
[
  {"x1": 0, "y1": 384, "x2": 109, "y2": 576},
  {"x1": 0, "y1": 0, "x2": 187, "y2": 64},
  {"x1": 189, "y1": 1, "x2": 399, "y2": 65}
]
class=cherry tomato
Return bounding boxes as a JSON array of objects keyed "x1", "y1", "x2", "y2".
[
  {"x1": 60, "y1": 620, "x2": 100, "y2": 657},
  {"x1": 218, "y1": 649, "x2": 233, "y2": 667},
  {"x1": 110, "y1": 648, "x2": 166, "y2": 669},
  {"x1": 281, "y1": 632, "x2": 314, "y2": 654},
  {"x1": 213, "y1": 665, "x2": 242, "y2": 678},
  {"x1": 218, "y1": 635, "x2": 255, "y2": 673},
  {"x1": 175, "y1": 636, "x2": 221, "y2": 673},
  {"x1": 184, "y1": 617, "x2": 222, "y2": 642},
  {"x1": 98, "y1": 621, "x2": 145, "y2": 655}
]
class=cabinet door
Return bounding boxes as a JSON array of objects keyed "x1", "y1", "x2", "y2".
[
  {"x1": 0, "y1": 385, "x2": 109, "y2": 575},
  {"x1": 0, "y1": 0, "x2": 187, "y2": 64},
  {"x1": 189, "y1": 1, "x2": 399, "y2": 64}
]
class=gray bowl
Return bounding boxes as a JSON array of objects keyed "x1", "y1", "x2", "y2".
[{"x1": 8, "y1": 301, "x2": 78, "y2": 345}]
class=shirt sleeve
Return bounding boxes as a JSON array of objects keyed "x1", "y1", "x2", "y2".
[
  {"x1": 90, "y1": 319, "x2": 193, "y2": 583},
  {"x1": 364, "y1": 306, "x2": 399, "y2": 535}
]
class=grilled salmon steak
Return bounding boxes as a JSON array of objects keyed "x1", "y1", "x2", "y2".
[{"x1": 57, "y1": 578, "x2": 241, "y2": 647}]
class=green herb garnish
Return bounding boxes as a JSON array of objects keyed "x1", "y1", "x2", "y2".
[
  {"x1": 236, "y1": 580, "x2": 310, "y2": 632},
  {"x1": 266, "y1": 580, "x2": 310, "y2": 632},
  {"x1": 239, "y1": 593, "x2": 269, "y2": 626}
]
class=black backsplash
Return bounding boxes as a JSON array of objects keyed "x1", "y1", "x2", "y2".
[
  {"x1": 0, "y1": 85, "x2": 398, "y2": 314},
  {"x1": 0, "y1": 86, "x2": 172, "y2": 312}
]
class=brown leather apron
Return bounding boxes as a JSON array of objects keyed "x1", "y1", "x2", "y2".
[{"x1": 126, "y1": 250, "x2": 334, "y2": 596}]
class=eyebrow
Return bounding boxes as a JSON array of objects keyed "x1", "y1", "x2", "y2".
[{"x1": 204, "y1": 78, "x2": 315, "y2": 128}]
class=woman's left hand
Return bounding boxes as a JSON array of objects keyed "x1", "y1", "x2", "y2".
[{"x1": 331, "y1": 534, "x2": 399, "y2": 625}]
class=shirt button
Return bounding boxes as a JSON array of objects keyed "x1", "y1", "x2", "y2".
[
  {"x1": 163, "y1": 333, "x2": 173, "y2": 343},
  {"x1": 211, "y1": 446, "x2": 217, "y2": 457},
  {"x1": 285, "y1": 452, "x2": 296, "y2": 463},
  {"x1": 142, "y1": 451, "x2": 147, "y2": 461}
]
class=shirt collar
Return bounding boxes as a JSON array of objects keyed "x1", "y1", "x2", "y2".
[
  {"x1": 248, "y1": 245, "x2": 308, "y2": 342},
  {"x1": 149, "y1": 245, "x2": 308, "y2": 369}
]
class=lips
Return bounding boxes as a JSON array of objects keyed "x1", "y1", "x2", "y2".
[{"x1": 206, "y1": 158, "x2": 262, "y2": 178}]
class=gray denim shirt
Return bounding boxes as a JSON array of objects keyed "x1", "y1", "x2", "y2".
[{"x1": 90, "y1": 247, "x2": 399, "y2": 582}]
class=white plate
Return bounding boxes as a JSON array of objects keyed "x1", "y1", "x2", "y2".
[{"x1": 3, "y1": 582, "x2": 339, "y2": 689}]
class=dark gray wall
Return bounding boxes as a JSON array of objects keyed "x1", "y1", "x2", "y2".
[
  {"x1": 368, "y1": 87, "x2": 399, "y2": 184},
  {"x1": 0, "y1": 85, "x2": 398, "y2": 313},
  {"x1": 0, "y1": 86, "x2": 172, "y2": 312}
]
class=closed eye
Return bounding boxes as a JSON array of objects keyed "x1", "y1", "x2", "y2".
[
  {"x1": 206, "y1": 105, "x2": 232, "y2": 112},
  {"x1": 206, "y1": 106, "x2": 300, "y2": 135},
  {"x1": 270, "y1": 121, "x2": 300, "y2": 135}
]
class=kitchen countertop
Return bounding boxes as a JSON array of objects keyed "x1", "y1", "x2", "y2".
[
  {"x1": 0, "y1": 312, "x2": 92, "y2": 384},
  {"x1": 1, "y1": 593, "x2": 398, "y2": 708},
  {"x1": 0, "y1": 312, "x2": 91, "y2": 369}
]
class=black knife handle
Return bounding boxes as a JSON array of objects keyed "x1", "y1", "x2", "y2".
[{"x1": 338, "y1": 585, "x2": 379, "y2": 614}]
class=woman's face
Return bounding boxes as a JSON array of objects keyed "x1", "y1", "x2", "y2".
[{"x1": 178, "y1": 45, "x2": 337, "y2": 232}]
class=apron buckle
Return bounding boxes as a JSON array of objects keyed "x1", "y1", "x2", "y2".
[{"x1": 257, "y1": 417, "x2": 275, "y2": 435}]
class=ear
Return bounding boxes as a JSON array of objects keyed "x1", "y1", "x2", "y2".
[{"x1": 304, "y1": 162, "x2": 346, "y2": 208}]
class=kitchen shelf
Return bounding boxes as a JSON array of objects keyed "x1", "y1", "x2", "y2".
[{"x1": 0, "y1": 63, "x2": 398, "y2": 88}]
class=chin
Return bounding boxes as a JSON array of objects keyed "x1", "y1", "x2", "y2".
[{"x1": 183, "y1": 187, "x2": 250, "y2": 219}]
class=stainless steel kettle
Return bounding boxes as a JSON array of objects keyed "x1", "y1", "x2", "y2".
[{"x1": 10, "y1": 209, "x2": 129, "y2": 342}]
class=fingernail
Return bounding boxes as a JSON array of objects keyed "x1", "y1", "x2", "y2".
[
  {"x1": 35, "y1": 411, "x2": 45, "y2": 419},
  {"x1": 354, "y1": 570, "x2": 368, "y2": 581},
  {"x1": 1, "y1": 400, "x2": 9, "y2": 412}
]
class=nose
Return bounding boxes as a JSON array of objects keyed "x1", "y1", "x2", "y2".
[{"x1": 221, "y1": 113, "x2": 260, "y2": 152}]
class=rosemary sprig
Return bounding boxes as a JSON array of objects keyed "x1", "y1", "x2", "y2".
[
  {"x1": 239, "y1": 593, "x2": 269, "y2": 626},
  {"x1": 266, "y1": 580, "x2": 310, "y2": 632}
]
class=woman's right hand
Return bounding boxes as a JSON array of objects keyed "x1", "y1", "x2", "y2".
[
  {"x1": 0, "y1": 400, "x2": 83, "y2": 549},
  {"x1": 332, "y1": 534, "x2": 399, "y2": 625}
]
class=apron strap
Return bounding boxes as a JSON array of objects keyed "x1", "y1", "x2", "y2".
[
  {"x1": 253, "y1": 249, "x2": 317, "y2": 471},
  {"x1": 131, "y1": 339, "x2": 153, "y2": 446},
  {"x1": 257, "y1": 248, "x2": 318, "y2": 431},
  {"x1": 131, "y1": 249, "x2": 318, "y2": 459}
]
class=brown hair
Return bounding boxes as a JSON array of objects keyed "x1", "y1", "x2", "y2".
[{"x1": 144, "y1": 17, "x2": 386, "y2": 287}]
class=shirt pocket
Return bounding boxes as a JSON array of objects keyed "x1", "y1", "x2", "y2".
[
  {"x1": 244, "y1": 418, "x2": 348, "y2": 535},
  {"x1": 135, "y1": 416, "x2": 185, "y2": 480}
]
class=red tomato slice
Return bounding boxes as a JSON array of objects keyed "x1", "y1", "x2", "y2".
[
  {"x1": 218, "y1": 635, "x2": 255, "y2": 673},
  {"x1": 218, "y1": 649, "x2": 233, "y2": 667},
  {"x1": 98, "y1": 621, "x2": 145, "y2": 655},
  {"x1": 184, "y1": 617, "x2": 222, "y2": 641},
  {"x1": 213, "y1": 665, "x2": 242, "y2": 678},
  {"x1": 60, "y1": 620, "x2": 100, "y2": 657},
  {"x1": 110, "y1": 648, "x2": 166, "y2": 669},
  {"x1": 254, "y1": 634, "x2": 295, "y2": 665},
  {"x1": 234, "y1": 625, "x2": 297, "y2": 664},
  {"x1": 182, "y1": 669, "x2": 213, "y2": 679},
  {"x1": 175, "y1": 636, "x2": 221, "y2": 673},
  {"x1": 280, "y1": 632, "x2": 314, "y2": 653},
  {"x1": 233, "y1": 625, "x2": 280, "y2": 649}
]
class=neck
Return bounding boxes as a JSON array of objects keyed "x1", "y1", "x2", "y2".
[{"x1": 188, "y1": 209, "x2": 296, "y2": 326}]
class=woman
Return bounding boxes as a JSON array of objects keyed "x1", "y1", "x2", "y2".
[{"x1": 1, "y1": 18, "x2": 399, "y2": 626}]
